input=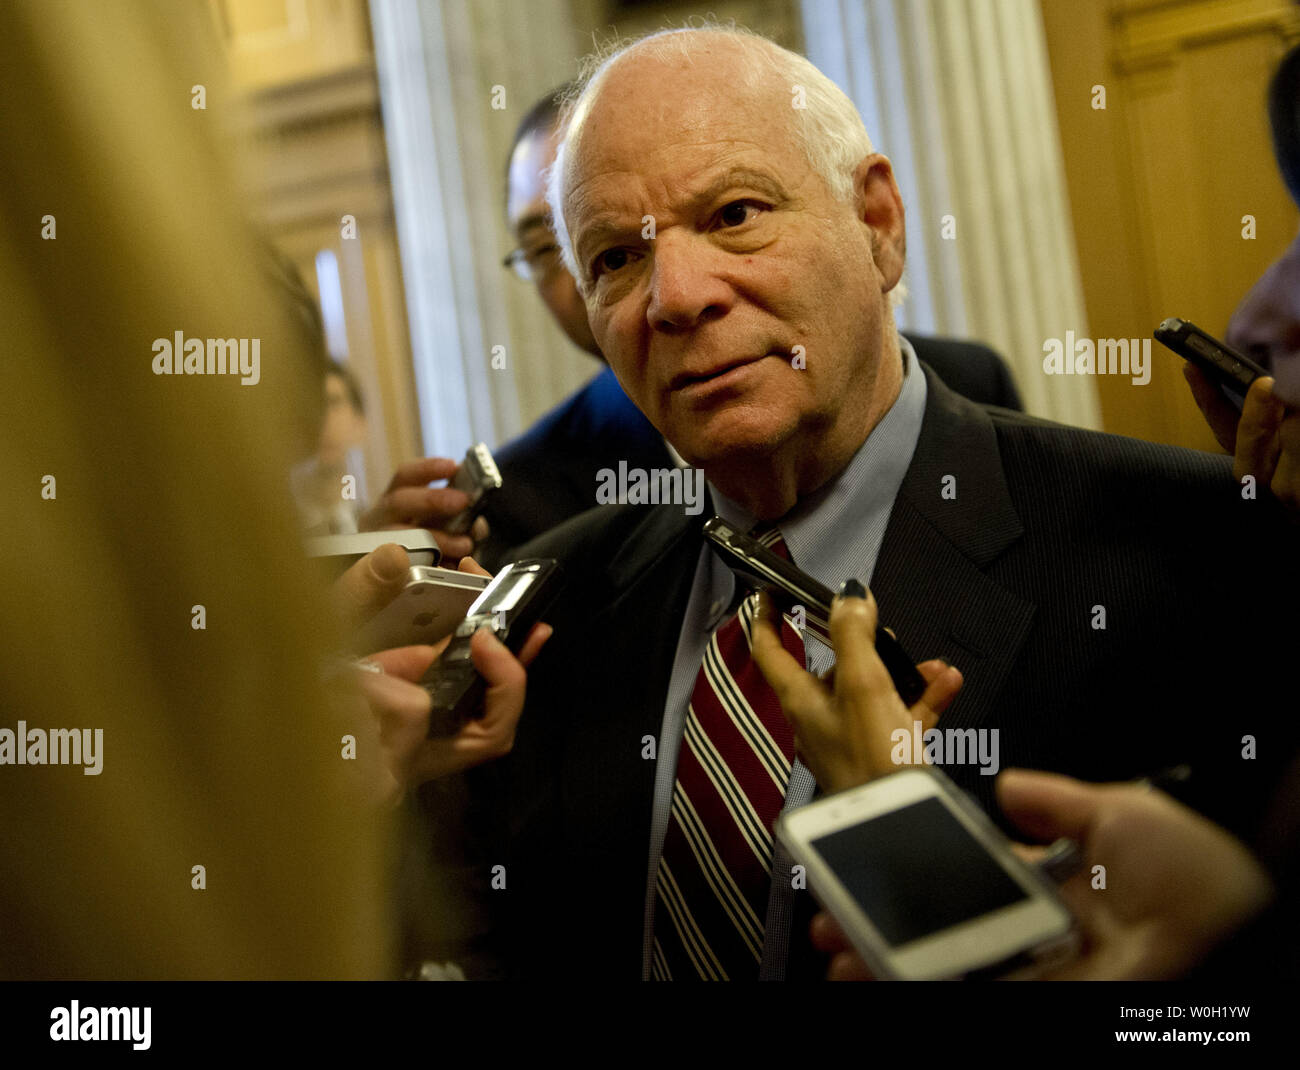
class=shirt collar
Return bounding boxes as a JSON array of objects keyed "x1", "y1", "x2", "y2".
[{"x1": 706, "y1": 334, "x2": 928, "y2": 596}]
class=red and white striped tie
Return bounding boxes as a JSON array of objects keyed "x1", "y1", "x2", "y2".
[{"x1": 651, "y1": 529, "x2": 805, "y2": 981}]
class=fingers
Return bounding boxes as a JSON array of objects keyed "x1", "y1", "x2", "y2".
[
  {"x1": 827, "y1": 951, "x2": 873, "y2": 982},
  {"x1": 358, "y1": 458, "x2": 490, "y2": 557},
  {"x1": 811, "y1": 914, "x2": 873, "y2": 981},
  {"x1": 913, "y1": 659, "x2": 963, "y2": 727},
  {"x1": 468, "y1": 627, "x2": 528, "y2": 715},
  {"x1": 1009, "y1": 842, "x2": 1048, "y2": 866},
  {"x1": 750, "y1": 591, "x2": 827, "y2": 715},
  {"x1": 995, "y1": 768, "x2": 1104, "y2": 843},
  {"x1": 1270, "y1": 406, "x2": 1300, "y2": 514},
  {"x1": 357, "y1": 667, "x2": 432, "y2": 749},
  {"x1": 384, "y1": 457, "x2": 461, "y2": 489},
  {"x1": 407, "y1": 627, "x2": 540, "y2": 784},
  {"x1": 365, "y1": 643, "x2": 441, "y2": 683},
  {"x1": 1183, "y1": 363, "x2": 1241, "y2": 454},
  {"x1": 428, "y1": 530, "x2": 478, "y2": 564},
  {"x1": 515, "y1": 622, "x2": 553, "y2": 669},
  {"x1": 331, "y1": 543, "x2": 410, "y2": 631},
  {"x1": 1233, "y1": 377, "x2": 1285, "y2": 485},
  {"x1": 827, "y1": 584, "x2": 894, "y2": 702},
  {"x1": 458, "y1": 555, "x2": 491, "y2": 578},
  {"x1": 810, "y1": 911, "x2": 850, "y2": 954},
  {"x1": 379, "y1": 485, "x2": 474, "y2": 522}
]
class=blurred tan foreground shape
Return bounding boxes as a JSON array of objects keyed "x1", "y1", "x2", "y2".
[{"x1": 0, "y1": 0, "x2": 390, "y2": 979}]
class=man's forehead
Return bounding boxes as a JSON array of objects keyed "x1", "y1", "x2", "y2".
[
  {"x1": 507, "y1": 125, "x2": 560, "y2": 226},
  {"x1": 570, "y1": 153, "x2": 788, "y2": 224},
  {"x1": 565, "y1": 89, "x2": 797, "y2": 224},
  {"x1": 579, "y1": 51, "x2": 779, "y2": 150}
]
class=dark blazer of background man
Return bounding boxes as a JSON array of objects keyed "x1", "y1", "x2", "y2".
[{"x1": 479, "y1": 333, "x2": 1023, "y2": 567}]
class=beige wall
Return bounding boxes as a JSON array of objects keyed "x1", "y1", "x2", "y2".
[
  {"x1": 571, "y1": 0, "x2": 804, "y2": 47},
  {"x1": 212, "y1": 0, "x2": 420, "y2": 493},
  {"x1": 1041, "y1": 0, "x2": 1300, "y2": 449}
]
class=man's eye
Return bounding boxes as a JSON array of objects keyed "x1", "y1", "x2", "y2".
[
  {"x1": 717, "y1": 201, "x2": 762, "y2": 228},
  {"x1": 593, "y1": 248, "x2": 631, "y2": 276}
]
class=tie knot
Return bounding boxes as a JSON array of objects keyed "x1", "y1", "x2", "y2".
[
  {"x1": 746, "y1": 525, "x2": 832, "y2": 642},
  {"x1": 750, "y1": 526, "x2": 790, "y2": 562}
]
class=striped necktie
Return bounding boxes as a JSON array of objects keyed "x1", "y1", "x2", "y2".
[{"x1": 651, "y1": 528, "x2": 806, "y2": 980}]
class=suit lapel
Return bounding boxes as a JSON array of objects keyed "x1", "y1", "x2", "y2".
[
  {"x1": 559, "y1": 504, "x2": 707, "y2": 846},
  {"x1": 871, "y1": 366, "x2": 1036, "y2": 729}
]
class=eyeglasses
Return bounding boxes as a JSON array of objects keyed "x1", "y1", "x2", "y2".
[{"x1": 502, "y1": 241, "x2": 564, "y2": 283}]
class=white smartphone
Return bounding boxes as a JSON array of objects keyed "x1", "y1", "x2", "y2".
[
  {"x1": 305, "y1": 529, "x2": 442, "y2": 569},
  {"x1": 347, "y1": 565, "x2": 491, "y2": 654},
  {"x1": 776, "y1": 767, "x2": 1078, "y2": 980}
]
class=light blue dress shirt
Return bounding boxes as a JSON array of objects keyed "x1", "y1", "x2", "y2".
[{"x1": 641, "y1": 336, "x2": 929, "y2": 980}]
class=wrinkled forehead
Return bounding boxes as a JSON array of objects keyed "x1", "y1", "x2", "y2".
[{"x1": 561, "y1": 41, "x2": 794, "y2": 209}]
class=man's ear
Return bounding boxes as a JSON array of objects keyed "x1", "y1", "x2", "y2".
[{"x1": 853, "y1": 154, "x2": 905, "y2": 292}]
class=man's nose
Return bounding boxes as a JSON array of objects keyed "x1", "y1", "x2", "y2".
[{"x1": 645, "y1": 233, "x2": 733, "y2": 334}]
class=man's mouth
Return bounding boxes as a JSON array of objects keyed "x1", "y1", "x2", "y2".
[{"x1": 669, "y1": 353, "x2": 772, "y2": 392}]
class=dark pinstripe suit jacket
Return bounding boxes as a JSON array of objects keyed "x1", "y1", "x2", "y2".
[{"x1": 453, "y1": 362, "x2": 1300, "y2": 980}]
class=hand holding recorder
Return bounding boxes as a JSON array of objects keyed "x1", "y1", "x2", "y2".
[
  {"x1": 1157, "y1": 317, "x2": 1300, "y2": 518},
  {"x1": 328, "y1": 546, "x2": 551, "y2": 803},
  {"x1": 748, "y1": 583, "x2": 963, "y2": 794},
  {"x1": 358, "y1": 445, "x2": 502, "y2": 563}
]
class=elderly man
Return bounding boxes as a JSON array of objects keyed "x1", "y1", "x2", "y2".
[
  {"x1": 463, "y1": 27, "x2": 1299, "y2": 981},
  {"x1": 477, "y1": 86, "x2": 1024, "y2": 567}
]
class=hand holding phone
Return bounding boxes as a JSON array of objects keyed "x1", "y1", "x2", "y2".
[
  {"x1": 306, "y1": 529, "x2": 442, "y2": 573},
  {"x1": 420, "y1": 558, "x2": 562, "y2": 737},
  {"x1": 356, "y1": 609, "x2": 552, "y2": 793},
  {"x1": 779, "y1": 767, "x2": 1078, "y2": 980},
  {"x1": 346, "y1": 565, "x2": 491, "y2": 654},
  {"x1": 702, "y1": 516, "x2": 926, "y2": 704},
  {"x1": 748, "y1": 585, "x2": 963, "y2": 792},
  {"x1": 1154, "y1": 317, "x2": 1269, "y2": 412}
]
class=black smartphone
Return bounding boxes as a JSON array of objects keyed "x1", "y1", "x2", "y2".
[
  {"x1": 445, "y1": 442, "x2": 503, "y2": 535},
  {"x1": 420, "y1": 558, "x2": 561, "y2": 737},
  {"x1": 702, "y1": 516, "x2": 927, "y2": 705},
  {"x1": 1153, "y1": 317, "x2": 1269, "y2": 410}
]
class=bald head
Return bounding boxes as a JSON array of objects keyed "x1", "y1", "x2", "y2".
[{"x1": 548, "y1": 29, "x2": 876, "y2": 289}]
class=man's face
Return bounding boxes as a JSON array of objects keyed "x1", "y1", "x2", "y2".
[
  {"x1": 560, "y1": 42, "x2": 902, "y2": 468},
  {"x1": 506, "y1": 125, "x2": 600, "y2": 356}
]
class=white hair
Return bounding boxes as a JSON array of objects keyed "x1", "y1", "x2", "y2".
[{"x1": 545, "y1": 25, "x2": 902, "y2": 305}]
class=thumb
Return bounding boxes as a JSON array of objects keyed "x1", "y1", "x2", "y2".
[
  {"x1": 995, "y1": 768, "x2": 1105, "y2": 843},
  {"x1": 332, "y1": 542, "x2": 411, "y2": 631},
  {"x1": 1183, "y1": 362, "x2": 1241, "y2": 454}
]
